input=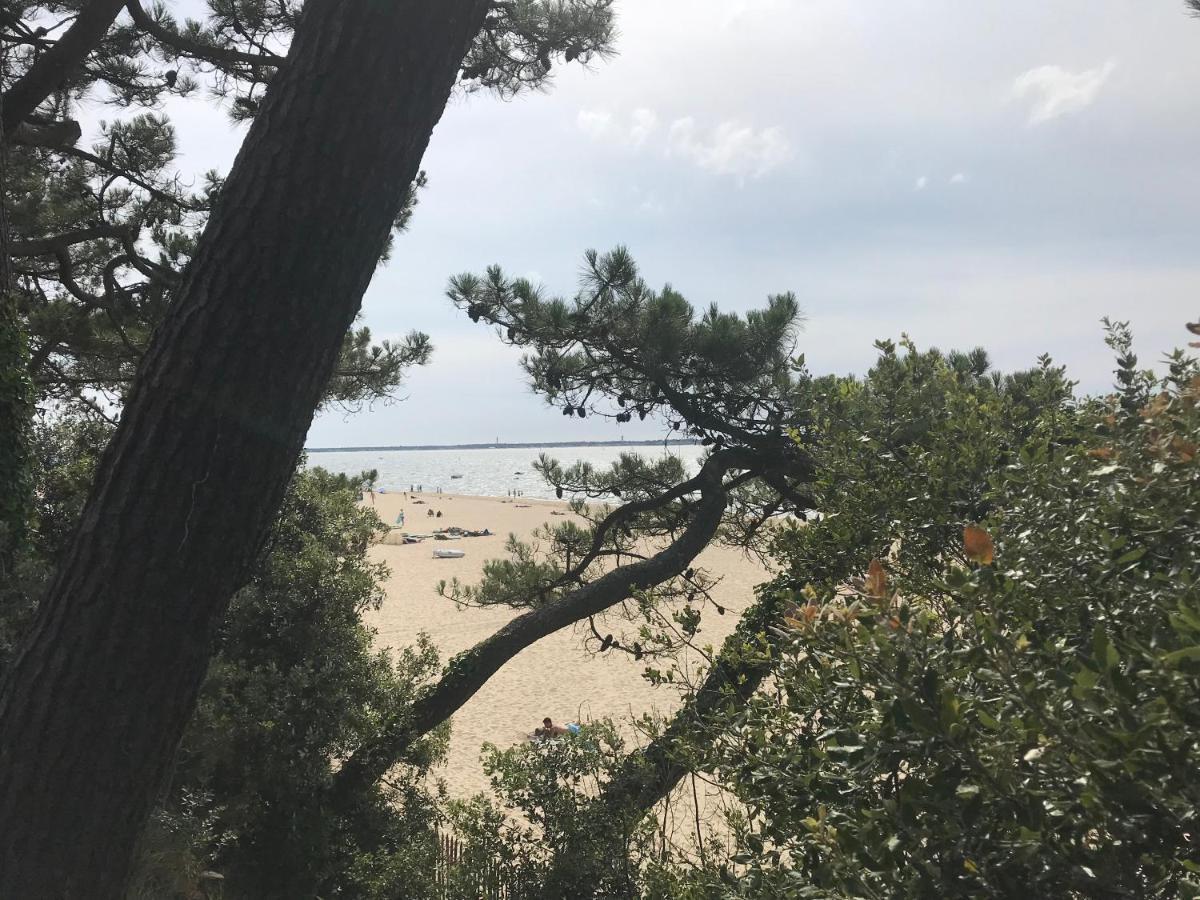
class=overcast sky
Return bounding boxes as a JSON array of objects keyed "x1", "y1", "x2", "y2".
[{"x1": 160, "y1": 1, "x2": 1200, "y2": 447}]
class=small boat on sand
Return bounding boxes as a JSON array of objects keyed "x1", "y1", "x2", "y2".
[{"x1": 432, "y1": 548, "x2": 465, "y2": 559}]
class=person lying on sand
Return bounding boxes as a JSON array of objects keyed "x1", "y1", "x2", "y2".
[{"x1": 532, "y1": 717, "x2": 581, "y2": 739}]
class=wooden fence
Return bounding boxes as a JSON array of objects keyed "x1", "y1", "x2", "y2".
[{"x1": 434, "y1": 832, "x2": 529, "y2": 899}]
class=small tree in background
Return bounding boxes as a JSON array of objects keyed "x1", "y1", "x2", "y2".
[
  {"x1": 331, "y1": 249, "x2": 815, "y2": 804},
  {"x1": 444, "y1": 721, "x2": 652, "y2": 899}
]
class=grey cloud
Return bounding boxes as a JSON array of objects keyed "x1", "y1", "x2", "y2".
[{"x1": 104, "y1": 1, "x2": 1200, "y2": 446}]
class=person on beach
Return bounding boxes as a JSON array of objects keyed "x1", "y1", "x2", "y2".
[{"x1": 534, "y1": 717, "x2": 580, "y2": 739}]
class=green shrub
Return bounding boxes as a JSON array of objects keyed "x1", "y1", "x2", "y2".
[{"x1": 668, "y1": 330, "x2": 1200, "y2": 898}]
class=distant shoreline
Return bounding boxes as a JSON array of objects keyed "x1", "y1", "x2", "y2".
[{"x1": 307, "y1": 439, "x2": 701, "y2": 453}]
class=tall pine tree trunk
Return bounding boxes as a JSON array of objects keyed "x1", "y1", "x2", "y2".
[
  {"x1": 0, "y1": 2, "x2": 487, "y2": 896},
  {"x1": 0, "y1": 284, "x2": 31, "y2": 570},
  {"x1": 0, "y1": 52, "x2": 34, "y2": 572}
]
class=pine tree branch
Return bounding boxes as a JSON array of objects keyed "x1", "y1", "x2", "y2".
[
  {"x1": 116, "y1": 235, "x2": 180, "y2": 285},
  {"x1": 2, "y1": 0, "x2": 128, "y2": 137},
  {"x1": 512, "y1": 447, "x2": 761, "y2": 609},
  {"x1": 9, "y1": 119, "x2": 83, "y2": 149},
  {"x1": 125, "y1": 1, "x2": 283, "y2": 69},
  {"x1": 59, "y1": 145, "x2": 205, "y2": 211},
  {"x1": 9, "y1": 223, "x2": 131, "y2": 257},
  {"x1": 329, "y1": 450, "x2": 747, "y2": 805}
]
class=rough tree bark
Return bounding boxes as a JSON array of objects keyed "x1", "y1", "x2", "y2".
[
  {"x1": 0, "y1": 70, "x2": 35, "y2": 565},
  {"x1": 0, "y1": 1, "x2": 488, "y2": 896}
]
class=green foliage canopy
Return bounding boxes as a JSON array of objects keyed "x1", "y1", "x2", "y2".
[{"x1": 658, "y1": 328, "x2": 1200, "y2": 898}]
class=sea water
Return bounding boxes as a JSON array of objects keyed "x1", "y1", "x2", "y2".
[{"x1": 305, "y1": 443, "x2": 706, "y2": 501}]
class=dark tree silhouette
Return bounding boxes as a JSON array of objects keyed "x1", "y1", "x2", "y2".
[{"x1": 0, "y1": 1, "x2": 615, "y2": 894}]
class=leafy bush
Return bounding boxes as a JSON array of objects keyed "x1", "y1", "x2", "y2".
[
  {"x1": 0, "y1": 428, "x2": 448, "y2": 898},
  {"x1": 148, "y1": 467, "x2": 448, "y2": 898},
  {"x1": 663, "y1": 329, "x2": 1200, "y2": 898},
  {"x1": 448, "y1": 721, "x2": 659, "y2": 898}
]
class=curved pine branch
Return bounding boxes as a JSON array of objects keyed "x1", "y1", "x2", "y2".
[
  {"x1": 330, "y1": 450, "x2": 747, "y2": 805},
  {"x1": 9, "y1": 223, "x2": 132, "y2": 257}
]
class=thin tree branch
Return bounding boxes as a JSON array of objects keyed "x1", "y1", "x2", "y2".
[
  {"x1": 52, "y1": 249, "x2": 103, "y2": 308},
  {"x1": 59, "y1": 144, "x2": 203, "y2": 211},
  {"x1": 594, "y1": 591, "x2": 789, "y2": 819},
  {"x1": 536, "y1": 590, "x2": 793, "y2": 890},
  {"x1": 118, "y1": 235, "x2": 179, "y2": 285},
  {"x1": 125, "y1": 1, "x2": 282, "y2": 69},
  {"x1": 39, "y1": 358, "x2": 120, "y2": 425}
]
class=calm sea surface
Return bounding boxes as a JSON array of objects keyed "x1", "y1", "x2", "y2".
[{"x1": 305, "y1": 444, "x2": 706, "y2": 500}]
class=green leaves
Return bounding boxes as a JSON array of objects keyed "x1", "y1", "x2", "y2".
[{"x1": 665, "y1": 332, "x2": 1200, "y2": 899}]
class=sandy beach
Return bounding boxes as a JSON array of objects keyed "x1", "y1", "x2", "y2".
[{"x1": 360, "y1": 490, "x2": 771, "y2": 802}]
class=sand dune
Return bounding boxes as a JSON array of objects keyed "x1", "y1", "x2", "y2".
[{"x1": 360, "y1": 491, "x2": 771, "y2": 801}]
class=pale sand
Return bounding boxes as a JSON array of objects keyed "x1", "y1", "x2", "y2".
[{"x1": 360, "y1": 491, "x2": 770, "y2": 802}]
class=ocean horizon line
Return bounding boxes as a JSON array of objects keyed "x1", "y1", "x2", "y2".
[{"x1": 306, "y1": 438, "x2": 701, "y2": 453}]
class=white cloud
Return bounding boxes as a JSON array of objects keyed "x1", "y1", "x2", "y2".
[
  {"x1": 1012, "y1": 60, "x2": 1116, "y2": 125},
  {"x1": 579, "y1": 108, "x2": 792, "y2": 182},
  {"x1": 914, "y1": 175, "x2": 929, "y2": 191},
  {"x1": 721, "y1": 0, "x2": 789, "y2": 27},
  {"x1": 667, "y1": 117, "x2": 793, "y2": 181},
  {"x1": 628, "y1": 108, "x2": 659, "y2": 147},
  {"x1": 949, "y1": 172, "x2": 968, "y2": 185},
  {"x1": 576, "y1": 109, "x2": 614, "y2": 139},
  {"x1": 577, "y1": 107, "x2": 658, "y2": 147}
]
